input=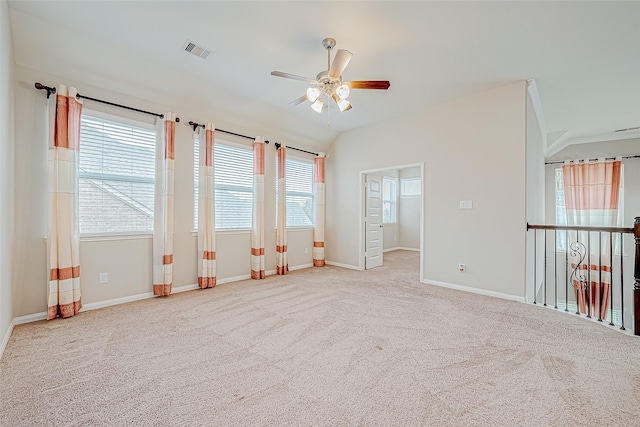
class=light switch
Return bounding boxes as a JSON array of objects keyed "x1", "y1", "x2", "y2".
[{"x1": 459, "y1": 200, "x2": 473, "y2": 209}]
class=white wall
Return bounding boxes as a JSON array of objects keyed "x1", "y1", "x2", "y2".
[
  {"x1": 525, "y1": 88, "x2": 546, "y2": 303},
  {"x1": 327, "y1": 82, "x2": 527, "y2": 299},
  {"x1": 13, "y1": 65, "x2": 316, "y2": 318},
  {"x1": 0, "y1": 0, "x2": 16, "y2": 348},
  {"x1": 398, "y1": 168, "x2": 421, "y2": 249}
]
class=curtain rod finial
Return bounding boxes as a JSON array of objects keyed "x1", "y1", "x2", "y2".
[{"x1": 35, "y1": 82, "x2": 56, "y2": 99}]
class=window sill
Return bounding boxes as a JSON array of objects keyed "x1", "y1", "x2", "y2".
[
  {"x1": 191, "y1": 229, "x2": 251, "y2": 237},
  {"x1": 80, "y1": 232, "x2": 153, "y2": 242}
]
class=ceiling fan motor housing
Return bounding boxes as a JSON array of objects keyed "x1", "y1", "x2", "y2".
[{"x1": 315, "y1": 70, "x2": 341, "y2": 96}]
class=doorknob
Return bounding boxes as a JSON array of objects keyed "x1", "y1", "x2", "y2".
[{"x1": 379, "y1": 225, "x2": 383, "y2": 228}]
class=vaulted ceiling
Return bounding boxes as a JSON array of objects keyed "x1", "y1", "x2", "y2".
[{"x1": 8, "y1": 1, "x2": 640, "y2": 152}]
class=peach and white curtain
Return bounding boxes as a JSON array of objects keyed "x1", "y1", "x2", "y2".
[
  {"x1": 251, "y1": 137, "x2": 266, "y2": 279},
  {"x1": 313, "y1": 153, "x2": 326, "y2": 267},
  {"x1": 47, "y1": 85, "x2": 83, "y2": 320},
  {"x1": 153, "y1": 113, "x2": 176, "y2": 296},
  {"x1": 198, "y1": 123, "x2": 217, "y2": 288},
  {"x1": 276, "y1": 144, "x2": 288, "y2": 275},
  {"x1": 563, "y1": 158, "x2": 621, "y2": 319}
]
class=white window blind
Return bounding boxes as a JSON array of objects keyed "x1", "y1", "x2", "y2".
[
  {"x1": 382, "y1": 177, "x2": 397, "y2": 223},
  {"x1": 194, "y1": 140, "x2": 254, "y2": 230},
  {"x1": 276, "y1": 157, "x2": 314, "y2": 227},
  {"x1": 401, "y1": 177, "x2": 421, "y2": 197},
  {"x1": 79, "y1": 113, "x2": 155, "y2": 234}
]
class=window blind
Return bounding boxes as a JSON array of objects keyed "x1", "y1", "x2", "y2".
[
  {"x1": 79, "y1": 114, "x2": 156, "y2": 234},
  {"x1": 276, "y1": 157, "x2": 314, "y2": 227},
  {"x1": 194, "y1": 141, "x2": 254, "y2": 230}
]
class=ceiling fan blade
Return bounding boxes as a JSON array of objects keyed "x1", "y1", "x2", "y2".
[
  {"x1": 271, "y1": 71, "x2": 317, "y2": 84},
  {"x1": 346, "y1": 80, "x2": 391, "y2": 90},
  {"x1": 328, "y1": 49, "x2": 353, "y2": 78},
  {"x1": 288, "y1": 94, "x2": 308, "y2": 106}
]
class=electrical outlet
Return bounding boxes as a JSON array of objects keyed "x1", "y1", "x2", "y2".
[
  {"x1": 459, "y1": 200, "x2": 473, "y2": 209},
  {"x1": 458, "y1": 264, "x2": 465, "y2": 272},
  {"x1": 99, "y1": 272, "x2": 108, "y2": 284},
  {"x1": 394, "y1": 235, "x2": 397, "y2": 241},
  {"x1": 305, "y1": 248, "x2": 309, "y2": 254}
]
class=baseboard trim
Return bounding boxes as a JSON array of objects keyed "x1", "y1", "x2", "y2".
[
  {"x1": 0, "y1": 320, "x2": 15, "y2": 360},
  {"x1": 14, "y1": 312, "x2": 47, "y2": 325},
  {"x1": 289, "y1": 263, "x2": 313, "y2": 271},
  {"x1": 421, "y1": 279, "x2": 526, "y2": 303},
  {"x1": 325, "y1": 261, "x2": 362, "y2": 271},
  {"x1": 384, "y1": 247, "x2": 419, "y2": 253}
]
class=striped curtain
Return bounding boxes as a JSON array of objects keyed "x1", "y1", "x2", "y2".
[
  {"x1": 47, "y1": 85, "x2": 83, "y2": 320},
  {"x1": 313, "y1": 153, "x2": 326, "y2": 267},
  {"x1": 153, "y1": 113, "x2": 176, "y2": 296},
  {"x1": 198, "y1": 123, "x2": 217, "y2": 288},
  {"x1": 251, "y1": 137, "x2": 266, "y2": 279},
  {"x1": 563, "y1": 159, "x2": 621, "y2": 319},
  {"x1": 276, "y1": 144, "x2": 288, "y2": 275}
]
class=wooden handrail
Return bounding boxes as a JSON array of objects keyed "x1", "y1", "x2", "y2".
[{"x1": 527, "y1": 223, "x2": 634, "y2": 234}]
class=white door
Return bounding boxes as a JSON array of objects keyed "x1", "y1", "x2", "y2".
[{"x1": 365, "y1": 175, "x2": 383, "y2": 269}]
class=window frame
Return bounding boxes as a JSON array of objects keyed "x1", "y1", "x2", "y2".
[
  {"x1": 400, "y1": 177, "x2": 421, "y2": 198},
  {"x1": 276, "y1": 154, "x2": 315, "y2": 229},
  {"x1": 194, "y1": 137, "x2": 255, "y2": 232},
  {"x1": 382, "y1": 176, "x2": 398, "y2": 224}
]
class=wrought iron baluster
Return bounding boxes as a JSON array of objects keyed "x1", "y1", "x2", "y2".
[
  {"x1": 570, "y1": 238, "x2": 587, "y2": 316},
  {"x1": 598, "y1": 232, "x2": 602, "y2": 322},
  {"x1": 620, "y1": 232, "x2": 626, "y2": 331},
  {"x1": 533, "y1": 230, "x2": 537, "y2": 305},
  {"x1": 554, "y1": 230, "x2": 558, "y2": 309},
  {"x1": 544, "y1": 230, "x2": 547, "y2": 306},
  {"x1": 609, "y1": 232, "x2": 614, "y2": 326},
  {"x1": 565, "y1": 229, "x2": 569, "y2": 312},
  {"x1": 587, "y1": 232, "x2": 591, "y2": 318}
]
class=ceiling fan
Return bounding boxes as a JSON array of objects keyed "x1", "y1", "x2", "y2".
[{"x1": 271, "y1": 38, "x2": 390, "y2": 113}]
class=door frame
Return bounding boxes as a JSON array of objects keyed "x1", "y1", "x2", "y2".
[{"x1": 358, "y1": 162, "x2": 425, "y2": 280}]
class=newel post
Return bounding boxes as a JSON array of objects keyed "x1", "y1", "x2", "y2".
[{"x1": 634, "y1": 217, "x2": 640, "y2": 335}]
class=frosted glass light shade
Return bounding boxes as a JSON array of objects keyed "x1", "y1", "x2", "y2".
[
  {"x1": 311, "y1": 98, "x2": 324, "y2": 113},
  {"x1": 336, "y1": 98, "x2": 351, "y2": 112},
  {"x1": 336, "y1": 84, "x2": 350, "y2": 99},
  {"x1": 306, "y1": 87, "x2": 321, "y2": 103}
]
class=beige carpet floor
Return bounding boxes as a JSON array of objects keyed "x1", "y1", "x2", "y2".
[{"x1": 2, "y1": 250, "x2": 640, "y2": 426}]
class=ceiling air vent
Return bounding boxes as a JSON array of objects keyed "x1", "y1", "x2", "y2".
[
  {"x1": 614, "y1": 126, "x2": 640, "y2": 133},
  {"x1": 183, "y1": 40, "x2": 213, "y2": 59}
]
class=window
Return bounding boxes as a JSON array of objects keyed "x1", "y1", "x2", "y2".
[
  {"x1": 79, "y1": 112, "x2": 155, "y2": 234},
  {"x1": 555, "y1": 167, "x2": 624, "y2": 251},
  {"x1": 401, "y1": 177, "x2": 421, "y2": 197},
  {"x1": 382, "y1": 177, "x2": 397, "y2": 223},
  {"x1": 276, "y1": 157, "x2": 314, "y2": 227},
  {"x1": 194, "y1": 140, "x2": 254, "y2": 230}
]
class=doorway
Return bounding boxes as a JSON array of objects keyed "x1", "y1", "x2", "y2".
[{"x1": 360, "y1": 163, "x2": 424, "y2": 279}]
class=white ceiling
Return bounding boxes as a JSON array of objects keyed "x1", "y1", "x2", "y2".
[{"x1": 8, "y1": 1, "x2": 640, "y2": 152}]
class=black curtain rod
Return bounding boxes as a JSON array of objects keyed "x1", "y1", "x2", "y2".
[
  {"x1": 188, "y1": 121, "x2": 269, "y2": 144},
  {"x1": 274, "y1": 142, "x2": 318, "y2": 156},
  {"x1": 545, "y1": 155, "x2": 640, "y2": 165},
  {"x1": 35, "y1": 82, "x2": 180, "y2": 122}
]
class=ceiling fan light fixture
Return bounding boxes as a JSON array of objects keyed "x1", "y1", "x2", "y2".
[
  {"x1": 306, "y1": 87, "x2": 321, "y2": 103},
  {"x1": 336, "y1": 84, "x2": 350, "y2": 99},
  {"x1": 311, "y1": 98, "x2": 324, "y2": 113},
  {"x1": 336, "y1": 97, "x2": 351, "y2": 112}
]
